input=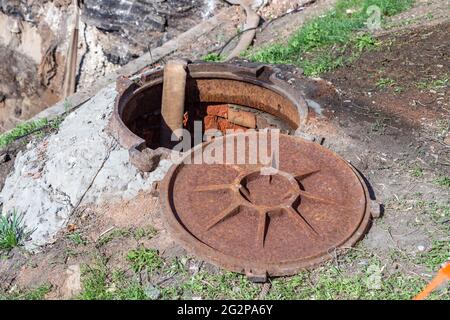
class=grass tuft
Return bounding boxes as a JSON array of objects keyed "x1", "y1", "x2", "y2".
[
  {"x1": 0, "y1": 118, "x2": 49, "y2": 149},
  {"x1": 67, "y1": 232, "x2": 87, "y2": 246},
  {"x1": 435, "y1": 176, "x2": 450, "y2": 188},
  {"x1": 0, "y1": 115, "x2": 66, "y2": 150},
  {"x1": 376, "y1": 77, "x2": 396, "y2": 89},
  {"x1": 0, "y1": 284, "x2": 52, "y2": 300},
  {"x1": 0, "y1": 210, "x2": 32, "y2": 251},
  {"x1": 127, "y1": 247, "x2": 163, "y2": 274},
  {"x1": 79, "y1": 257, "x2": 148, "y2": 300},
  {"x1": 202, "y1": 53, "x2": 225, "y2": 62}
]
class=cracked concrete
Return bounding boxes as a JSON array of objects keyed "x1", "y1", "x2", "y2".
[{"x1": 0, "y1": 84, "x2": 172, "y2": 250}]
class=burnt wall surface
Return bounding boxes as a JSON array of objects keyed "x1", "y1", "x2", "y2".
[
  {"x1": 82, "y1": 0, "x2": 227, "y2": 65},
  {"x1": 0, "y1": 0, "x2": 226, "y2": 130}
]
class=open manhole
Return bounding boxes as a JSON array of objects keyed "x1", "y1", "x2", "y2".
[
  {"x1": 160, "y1": 132, "x2": 372, "y2": 281},
  {"x1": 110, "y1": 61, "x2": 308, "y2": 171},
  {"x1": 110, "y1": 60, "x2": 375, "y2": 281}
]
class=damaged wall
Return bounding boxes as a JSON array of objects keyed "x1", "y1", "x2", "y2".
[{"x1": 0, "y1": 0, "x2": 225, "y2": 131}]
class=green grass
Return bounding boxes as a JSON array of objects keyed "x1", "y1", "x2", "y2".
[
  {"x1": 74, "y1": 198, "x2": 448, "y2": 300},
  {"x1": 411, "y1": 165, "x2": 423, "y2": 178},
  {"x1": 97, "y1": 226, "x2": 158, "y2": 246},
  {"x1": 202, "y1": 53, "x2": 225, "y2": 62},
  {"x1": 127, "y1": 247, "x2": 163, "y2": 274},
  {"x1": 266, "y1": 246, "x2": 449, "y2": 300},
  {"x1": 166, "y1": 257, "x2": 188, "y2": 276},
  {"x1": 417, "y1": 76, "x2": 449, "y2": 91},
  {"x1": 0, "y1": 210, "x2": 32, "y2": 251},
  {"x1": 67, "y1": 232, "x2": 87, "y2": 246},
  {"x1": 79, "y1": 254, "x2": 160, "y2": 300},
  {"x1": 0, "y1": 115, "x2": 66, "y2": 149},
  {"x1": 267, "y1": 266, "x2": 425, "y2": 300},
  {"x1": 418, "y1": 240, "x2": 450, "y2": 271},
  {"x1": 97, "y1": 228, "x2": 131, "y2": 246},
  {"x1": 435, "y1": 175, "x2": 450, "y2": 188},
  {"x1": 182, "y1": 271, "x2": 259, "y2": 300},
  {"x1": 76, "y1": 243, "x2": 449, "y2": 300},
  {"x1": 79, "y1": 258, "x2": 148, "y2": 300},
  {"x1": 376, "y1": 77, "x2": 396, "y2": 89},
  {"x1": 0, "y1": 118, "x2": 49, "y2": 149},
  {"x1": 0, "y1": 284, "x2": 52, "y2": 300},
  {"x1": 247, "y1": 0, "x2": 414, "y2": 75},
  {"x1": 133, "y1": 226, "x2": 158, "y2": 241}
]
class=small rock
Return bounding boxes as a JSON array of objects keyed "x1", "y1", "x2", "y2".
[
  {"x1": 417, "y1": 245, "x2": 426, "y2": 252},
  {"x1": 62, "y1": 264, "x2": 82, "y2": 299}
]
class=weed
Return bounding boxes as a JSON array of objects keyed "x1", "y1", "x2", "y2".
[
  {"x1": 435, "y1": 176, "x2": 450, "y2": 188},
  {"x1": 166, "y1": 257, "x2": 188, "y2": 276},
  {"x1": 79, "y1": 260, "x2": 111, "y2": 300},
  {"x1": 50, "y1": 115, "x2": 65, "y2": 130},
  {"x1": 394, "y1": 86, "x2": 404, "y2": 94},
  {"x1": 418, "y1": 240, "x2": 450, "y2": 271},
  {"x1": 302, "y1": 53, "x2": 345, "y2": 76},
  {"x1": 202, "y1": 53, "x2": 225, "y2": 62},
  {"x1": 79, "y1": 258, "x2": 150, "y2": 300},
  {"x1": 354, "y1": 33, "x2": 379, "y2": 51},
  {"x1": 376, "y1": 77, "x2": 396, "y2": 89},
  {"x1": 267, "y1": 254, "x2": 428, "y2": 300},
  {"x1": 0, "y1": 210, "x2": 32, "y2": 251},
  {"x1": 127, "y1": 247, "x2": 163, "y2": 274},
  {"x1": 182, "y1": 271, "x2": 259, "y2": 300},
  {"x1": 0, "y1": 114, "x2": 65, "y2": 149},
  {"x1": 411, "y1": 165, "x2": 423, "y2": 178},
  {"x1": 133, "y1": 226, "x2": 158, "y2": 241},
  {"x1": 64, "y1": 248, "x2": 78, "y2": 258},
  {"x1": 97, "y1": 226, "x2": 158, "y2": 246},
  {"x1": 371, "y1": 118, "x2": 387, "y2": 134},
  {"x1": 97, "y1": 228, "x2": 131, "y2": 246},
  {"x1": 0, "y1": 284, "x2": 52, "y2": 300},
  {"x1": 417, "y1": 77, "x2": 449, "y2": 91},
  {"x1": 247, "y1": 0, "x2": 414, "y2": 75},
  {"x1": 67, "y1": 232, "x2": 87, "y2": 246},
  {"x1": 0, "y1": 118, "x2": 49, "y2": 149},
  {"x1": 63, "y1": 99, "x2": 72, "y2": 112}
]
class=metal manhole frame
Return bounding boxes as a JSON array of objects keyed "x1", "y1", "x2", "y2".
[
  {"x1": 109, "y1": 60, "x2": 310, "y2": 172},
  {"x1": 159, "y1": 133, "x2": 372, "y2": 280}
]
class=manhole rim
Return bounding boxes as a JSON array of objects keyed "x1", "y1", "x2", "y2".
[
  {"x1": 159, "y1": 133, "x2": 372, "y2": 277},
  {"x1": 110, "y1": 61, "x2": 310, "y2": 172}
]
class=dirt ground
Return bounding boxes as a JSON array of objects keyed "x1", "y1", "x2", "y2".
[{"x1": 0, "y1": 1, "x2": 449, "y2": 300}]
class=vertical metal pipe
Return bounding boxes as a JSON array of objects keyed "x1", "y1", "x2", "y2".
[{"x1": 160, "y1": 59, "x2": 188, "y2": 147}]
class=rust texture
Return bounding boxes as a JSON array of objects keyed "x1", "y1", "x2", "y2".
[
  {"x1": 159, "y1": 133, "x2": 372, "y2": 281},
  {"x1": 109, "y1": 61, "x2": 309, "y2": 172}
]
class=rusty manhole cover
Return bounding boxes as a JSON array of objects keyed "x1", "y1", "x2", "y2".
[{"x1": 160, "y1": 133, "x2": 372, "y2": 281}]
